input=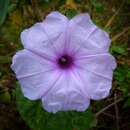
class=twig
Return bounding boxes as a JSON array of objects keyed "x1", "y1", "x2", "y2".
[
  {"x1": 111, "y1": 27, "x2": 130, "y2": 42},
  {"x1": 95, "y1": 98, "x2": 123, "y2": 117},
  {"x1": 102, "y1": 112, "x2": 116, "y2": 119},
  {"x1": 0, "y1": 56, "x2": 11, "y2": 63},
  {"x1": 114, "y1": 92, "x2": 120, "y2": 130},
  {"x1": 105, "y1": 0, "x2": 125, "y2": 28},
  {"x1": 30, "y1": 0, "x2": 42, "y2": 20}
]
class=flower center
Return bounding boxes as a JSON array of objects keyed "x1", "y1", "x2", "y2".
[{"x1": 57, "y1": 55, "x2": 73, "y2": 69}]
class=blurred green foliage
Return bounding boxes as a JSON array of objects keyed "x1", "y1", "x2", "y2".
[
  {"x1": 90, "y1": 0, "x2": 104, "y2": 13},
  {"x1": 115, "y1": 65, "x2": 130, "y2": 96},
  {"x1": 110, "y1": 42, "x2": 128, "y2": 56},
  {"x1": 0, "y1": 88, "x2": 11, "y2": 103},
  {"x1": 65, "y1": 9, "x2": 78, "y2": 18}
]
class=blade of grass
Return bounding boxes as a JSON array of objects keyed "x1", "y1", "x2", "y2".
[
  {"x1": 105, "y1": 0, "x2": 125, "y2": 29},
  {"x1": 95, "y1": 98, "x2": 123, "y2": 117},
  {"x1": 114, "y1": 92, "x2": 120, "y2": 130},
  {"x1": 112, "y1": 27, "x2": 130, "y2": 42},
  {"x1": 0, "y1": 0, "x2": 10, "y2": 25}
]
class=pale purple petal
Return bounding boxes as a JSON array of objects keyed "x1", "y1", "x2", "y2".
[
  {"x1": 21, "y1": 11, "x2": 68, "y2": 48},
  {"x1": 77, "y1": 69, "x2": 112, "y2": 100},
  {"x1": 75, "y1": 54, "x2": 116, "y2": 100},
  {"x1": 67, "y1": 13, "x2": 111, "y2": 55},
  {"x1": 42, "y1": 11, "x2": 68, "y2": 39},
  {"x1": 11, "y1": 49, "x2": 61, "y2": 100},
  {"x1": 42, "y1": 71, "x2": 90, "y2": 113},
  {"x1": 21, "y1": 11, "x2": 68, "y2": 59},
  {"x1": 76, "y1": 53, "x2": 116, "y2": 78}
]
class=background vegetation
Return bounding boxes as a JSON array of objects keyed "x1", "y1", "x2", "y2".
[{"x1": 0, "y1": 0, "x2": 130, "y2": 130}]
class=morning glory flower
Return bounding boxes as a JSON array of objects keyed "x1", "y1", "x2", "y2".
[{"x1": 11, "y1": 11, "x2": 116, "y2": 113}]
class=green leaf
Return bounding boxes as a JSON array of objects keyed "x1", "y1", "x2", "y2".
[
  {"x1": 114, "y1": 65, "x2": 130, "y2": 96},
  {"x1": 16, "y1": 84, "x2": 96, "y2": 130},
  {"x1": 123, "y1": 97, "x2": 130, "y2": 108},
  {"x1": 110, "y1": 44, "x2": 127, "y2": 55},
  {"x1": 8, "y1": 3, "x2": 17, "y2": 12},
  {"x1": 90, "y1": 0, "x2": 104, "y2": 13},
  {"x1": 74, "y1": 0, "x2": 81, "y2": 3},
  {"x1": 0, "y1": 89, "x2": 11, "y2": 103},
  {"x1": 66, "y1": 9, "x2": 78, "y2": 19},
  {"x1": 0, "y1": 0, "x2": 10, "y2": 25}
]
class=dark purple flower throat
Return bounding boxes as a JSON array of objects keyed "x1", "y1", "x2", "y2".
[{"x1": 57, "y1": 54, "x2": 74, "y2": 69}]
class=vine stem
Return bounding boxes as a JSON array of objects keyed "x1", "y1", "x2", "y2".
[
  {"x1": 114, "y1": 92, "x2": 120, "y2": 130},
  {"x1": 95, "y1": 98, "x2": 123, "y2": 117}
]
